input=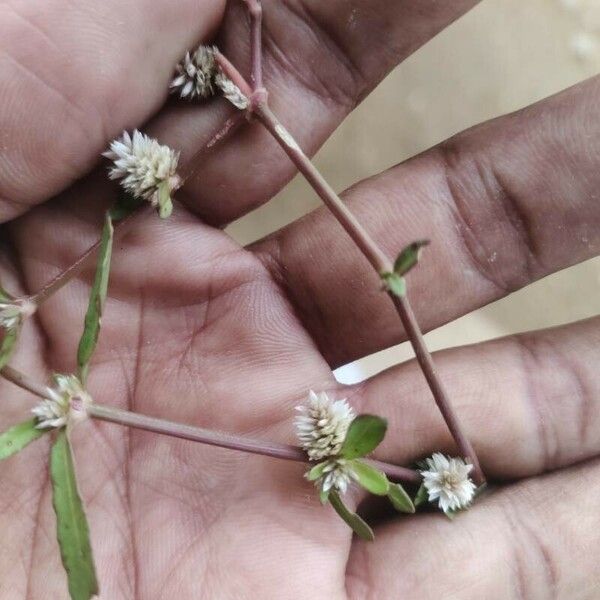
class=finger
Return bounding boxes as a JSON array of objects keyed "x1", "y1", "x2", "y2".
[
  {"x1": 0, "y1": 0, "x2": 224, "y2": 222},
  {"x1": 253, "y1": 75, "x2": 600, "y2": 366},
  {"x1": 152, "y1": 0, "x2": 480, "y2": 224},
  {"x1": 356, "y1": 316, "x2": 600, "y2": 480},
  {"x1": 348, "y1": 459, "x2": 600, "y2": 599}
]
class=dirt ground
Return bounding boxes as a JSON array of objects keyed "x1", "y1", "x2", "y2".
[{"x1": 227, "y1": 0, "x2": 600, "y2": 382}]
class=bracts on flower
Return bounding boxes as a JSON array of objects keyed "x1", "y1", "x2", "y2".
[
  {"x1": 32, "y1": 374, "x2": 91, "y2": 429},
  {"x1": 170, "y1": 44, "x2": 249, "y2": 110},
  {"x1": 295, "y1": 390, "x2": 355, "y2": 461},
  {"x1": 103, "y1": 130, "x2": 181, "y2": 218},
  {"x1": 170, "y1": 45, "x2": 219, "y2": 99}
]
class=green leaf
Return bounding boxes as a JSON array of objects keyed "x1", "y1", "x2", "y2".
[
  {"x1": 306, "y1": 461, "x2": 329, "y2": 482},
  {"x1": 340, "y1": 415, "x2": 388, "y2": 459},
  {"x1": 319, "y1": 487, "x2": 331, "y2": 505},
  {"x1": 50, "y1": 430, "x2": 98, "y2": 600},
  {"x1": 157, "y1": 181, "x2": 173, "y2": 219},
  {"x1": 387, "y1": 483, "x2": 415, "y2": 513},
  {"x1": 381, "y1": 272, "x2": 406, "y2": 298},
  {"x1": 329, "y1": 491, "x2": 374, "y2": 541},
  {"x1": 108, "y1": 191, "x2": 143, "y2": 222},
  {"x1": 414, "y1": 483, "x2": 429, "y2": 508},
  {"x1": 393, "y1": 240, "x2": 429, "y2": 276},
  {"x1": 77, "y1": 214, "x2": 113, "y2": 384},
  {"x1": 0, "y1": 419, "x2": 47, "y2": 460},
  {"x1": 351, "y1": 460, "x2": 390, "y2": 496},
  {"x1": 0, "y1": 325, "x2": 19, "y2": 369}
]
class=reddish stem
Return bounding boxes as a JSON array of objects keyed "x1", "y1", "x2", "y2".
[
  {"x1": 0, "y1": 365, "x2": 420, "y2": 484},
  {"x1": 218, "y1": 48, "x2": 485, "y2": 484},
  {"x1": 30, "y1": 207, "x2": 143, "y2": 306},
  {"x1": 87, "y1": 403, "x2": 420, "y2": 483},
  {"x1": 243, "y1": 0, "x2": 264, "y2": 90}
]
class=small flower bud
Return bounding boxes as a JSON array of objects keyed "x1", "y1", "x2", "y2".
[{"x1": 312, "y1": 458, "x2": 358, "y2": 495}]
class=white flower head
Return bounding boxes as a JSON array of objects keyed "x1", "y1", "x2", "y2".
[
  {"x1": 170, "y1": 45, "x2": 219, "y2": 100},
  {"x1": 32, "y1": 374, "x2": 91, "y2": 430},
  {"x1": 295, "y1": 390, "x2": 355, "y2": 461},
  {"x1": 311, "y1": 458, "x2": 358, "y2": 495},
  {"x1": 420, "y1": 453, "x2": 476, "y2": 514},
  {"x1": 103, "y1": 130, "x2": 181, "y2": 218},
  {"x1": 0, "y1": 299, "x2": 36, "y2": 331},
  {"x1": 215, "y1": 73, "x2": 249, "y2": 110}
]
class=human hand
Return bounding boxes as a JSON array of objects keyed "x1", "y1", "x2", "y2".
[{"x1": 1, "y1": 0, "x2": 599, "y2": 598}]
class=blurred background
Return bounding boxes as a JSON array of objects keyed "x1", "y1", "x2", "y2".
[{"x1": 227, "y1": 0, "x2": 600, "y2": 383}]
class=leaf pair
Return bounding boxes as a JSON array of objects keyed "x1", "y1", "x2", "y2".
[
  {"x1": 381, "y1": 240, "x2": 429, "y2": 298},
  {"x1": 317, "y1": 415, "x2": 415, "y2": 540},
  {"x1": 0, "y1": 212, "x2": 113, "y2": 599}
]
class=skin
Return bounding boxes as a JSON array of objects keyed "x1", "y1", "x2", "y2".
[{"x1": 0, "y1": 0, "x2": 599, "y2": 598}]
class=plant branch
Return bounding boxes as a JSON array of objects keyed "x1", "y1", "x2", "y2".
[
  {"x1": 216, "y1": 45, "x2": 485, "y2": 484},
  {"x1": 0, "y1": 365, "x2": 419, "y2": 483},
  {"x1": 87, "y1": 402, "x2": 420, "y2": 483},
  {"x1": 30, "y1": 206, "x2": 144, "y2": 307},
  {"x1": 1, "y1": 365, "x2": 50, "y2": 399},
  {"x1": 243, "y1": 0, "x2": 264, "y2": 90}
]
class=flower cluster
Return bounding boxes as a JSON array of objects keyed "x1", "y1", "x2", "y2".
[
  {"x1": 103, "y1": 130, "x2": 181, "y2": 217},
  {"x1": 170, "y1": 45, "x2": 219, "y2": 99},
  {"x1": 295, "y1": 390, "x2": 354, "y2": 460},
  {"x1": 295, "y1": 390, "x2": 356, "y2": 494},
  {"x1": 420, "y1": 453, "x2": 476, "y2": 513},
  {"x1": 0, "y1": 298, "x2": 35, "y2": 332},
  {"x1": 171, "y1": 44, "x2": 249, "y2": 109},
  {"x1": 315, "y1": 458, "x2": 358, "y2": 495},
  {"x1": 32, "y1": 374, "x2": 90, "y2": 429}
]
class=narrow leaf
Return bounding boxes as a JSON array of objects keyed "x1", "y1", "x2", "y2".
[
  {"x1": 50, "y1": 430, "x2": 98, "y2": 600},
  {"x1": 319, "y1": 487, "x2": 331, "y2": 505},
  {"x1": 387, "y1": 483, "x2": 415, "y2": 513},
  {"x1": 329, "y1": 491, "x2": 374, "y2": 541},
  {"x1": 414, "y1": 482, "x2": 429, "y2": 508},
  {"x1": 340, "y1": 415, "x2": 387, "y2": 459},
  {"x1": 77, "y1": 214, "x2": 113, "y2": 383},
  {"x1": 393, "y1": 240, "x2": 429, "y2": 276},
  {"x1": 351, "y1": 460, "x2": 390, "y2": 496},
  {"x1": 157, "y1": 181, "x2": 173, "y2": 219},
  {"x1": 0, "y1": 325, "x2": 19, "y2": 369},
  {"x1": 0, "y1": 419, "x2": 47, "y2": 460}
]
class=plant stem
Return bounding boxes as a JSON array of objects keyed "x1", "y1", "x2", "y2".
[
  {"x1": 179, "y1": 113, "x2": 246, "y2": 184},
  {"x1": 87, "y1": 402, "x2": 420, "y2": 483},
  {"x1": 0, "y1": 365, "x2": 50, "y2": 399},
  {"x1": 0, "y1": 365, "x2": 419, "y2": 483},
  {"x1": 243, "y1": 0, "x2": 264, "y2": 90},
  {"x1": 30, "y1": 207, "x2": 143, "y2": 307},
  {"x1": 216, "y1": 52, "x2": 485, "y2": 484}
]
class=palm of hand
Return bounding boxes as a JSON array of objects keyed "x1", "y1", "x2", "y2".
[{"x1": 1, "y1": 1, "x2": 600, "y2": 598}]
